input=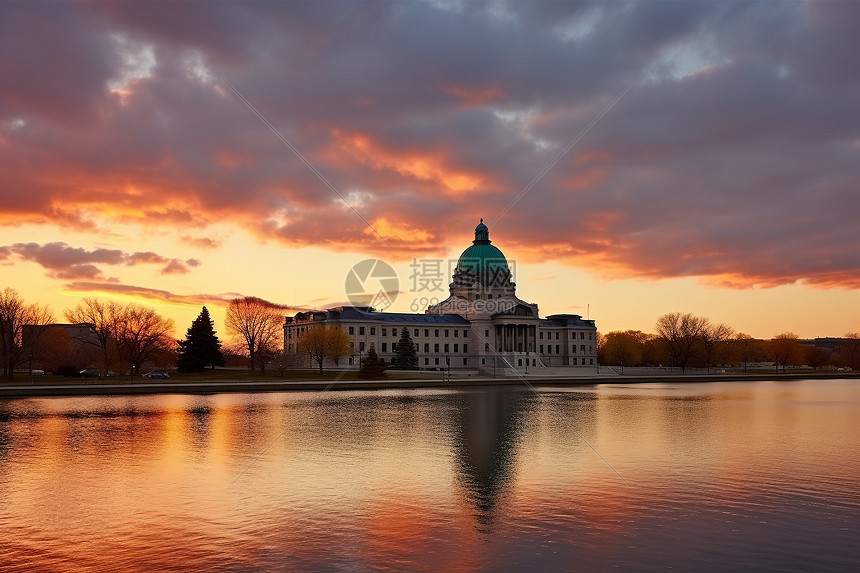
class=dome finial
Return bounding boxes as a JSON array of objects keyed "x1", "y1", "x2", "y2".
[{"x1": 474, "y1": 218, "x2": 490, "y2": 244}]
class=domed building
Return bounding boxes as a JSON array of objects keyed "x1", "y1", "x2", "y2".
[{"x1": 284, "y1": 220, "x2": 598, "y2": 375}]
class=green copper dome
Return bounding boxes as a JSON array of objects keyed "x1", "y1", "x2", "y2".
[{"x1": 455, "y1": 219, "x2": 510, "y2": 275}]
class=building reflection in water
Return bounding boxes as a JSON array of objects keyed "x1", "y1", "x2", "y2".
[{"x1": 449, "y1": 385, "x2": 534, "y2": 533}]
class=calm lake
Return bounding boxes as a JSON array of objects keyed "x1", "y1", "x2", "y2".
[{"x1": 1, "y1": 379, "x2": 858, "y2": 572}]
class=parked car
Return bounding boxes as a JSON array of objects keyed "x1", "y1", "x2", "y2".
[
  {"x1": 142, "y1": 370, "x2": 170, "y2": 379},
  {"x1": 79, "y1": 368, "x2": 102, "y2": 377}
]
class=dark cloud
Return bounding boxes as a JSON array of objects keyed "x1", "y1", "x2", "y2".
[
  {"x1": 1, "y1": 242, "x2": 200, "y2": 277},
  {"x1": 62, "y1": 281, "x2": 234, "y2": 307},
  {"x1": 1, "y1": 1, "x2": 859, "y2": 288}
]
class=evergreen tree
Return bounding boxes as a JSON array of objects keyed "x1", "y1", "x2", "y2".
[
  {"x1": 391, "y1": 327, "x2": 419, "y2": 370},
  {"x1": 177, "y1": 306, "x2": 225, "y2": 372},
  {"x1": 358, "y1": 344, "x2": 387, "y2": 379}
]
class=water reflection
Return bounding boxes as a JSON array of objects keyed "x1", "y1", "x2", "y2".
[
  {"x1": 449, "y1": 386, "x2": 533, "y2": 532},
  {"x1": 1, "y1": 381, "x2": 859, "y2": 572}
]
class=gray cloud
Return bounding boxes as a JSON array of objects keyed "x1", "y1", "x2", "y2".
[
  {"x1": 1, "y1": 1, "x2": 858, "y2": 288},
  {"x1": 1, "y1": 242, "x2": 201, "y2": 278}
]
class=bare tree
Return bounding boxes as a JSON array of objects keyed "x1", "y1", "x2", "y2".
[
  {"x1": 65, "y1": 297, "x2": 122, "y2": 377},
  {"x1": 805, "y1": 346, "x2": 832, "y2": 371},
  {"x1": 655, "y1": 312, "x2": 709, "y2": 372},
  {"x1": 298, "y1": 326, "x2": 351, "y2": 374},
  {"x1": 770, "y1": 332, "x2": 804, "y2": 373},
  {"x1": 838, "y1": 333, "x2": 860, "y2": 371},
  {"x1": 113, "y1": 304, "x2": 175, "y2": 378},
  {"x1": 601, "y1": 331, "x2": 642, "y2": 374},
  {"x1": 0, "y1": 288, "x2": 55, "y2": 380},
  {"x1": 225, "y1": 297, "x2": 284, "y2": 372},
  {"x1": 732, "y1": 333, "x2": 762, "y2": 373},
  {"x1": 700, "y1": 322, "x2": 735, "y2": 373}
]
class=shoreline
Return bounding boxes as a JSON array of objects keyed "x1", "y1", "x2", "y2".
[{"x1": 1, "y1": 372, "x2": 855, "y2": 398}]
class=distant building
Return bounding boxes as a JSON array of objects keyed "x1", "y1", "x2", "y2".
[{"x1": 284, "y1": 220, "x2": 597, "y2": 374}]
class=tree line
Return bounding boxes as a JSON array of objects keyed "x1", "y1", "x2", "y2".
[
  {"x1": 599, "y1": 311, "x2": 860, "y2": 373},
  {"x1": 4, "y1": 285, "x2": 858, "y2": 380},
  {"x1": 0, "y1": 287, "x2": 294, "y2": 380}
]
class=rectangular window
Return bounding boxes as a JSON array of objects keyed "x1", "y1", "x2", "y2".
[
  {"x1": 349, "y1": 326, "x2": 354, "y2": 335},
  {"x1": 462, "y1": 330, "x2": 467, "y2": 337},
  {"x1": 382, "y1": 343, "x2": 387, "y2": 352},
  {"x1": 454, "y1": 330, "x2": 458, "y2": 338},
  {"x1": 580, "y1": 332, "x2": 585, "y2": 339},
  {"x1": 540, "y1": 332, "x2": 543, "y2": 339},
  {"x1": 547, "y1": 345, "x2": 551, "y2": 354},
  {"x1": 485, "y1": 343, "x2": 489, "y2": 352},
  {"x1": 434, "y1": 343, "x2": 439, "y2": 352},
  {"x1": 359, "y1": 327, "x2": 365, "y2": 335},
  {"x1": 382, "y1": 328, "x2": 387, "y2": 336},
  {"x1": 435, "y1": 329, "x2": 439, "y2": 337},
  {"x1": 590, "y1": 358, "x2": 594, "y2": 365},
  {"x1": 425, "y1": 329, "x2": 429, "y2": 337},
  {"x1": 573, "y1": 358, "x2": 578, "y2": 365},
  {"x1": 572, "y1": 345, "x2": 577, "y2": 353},
  {"x1": 350, "y1": 342, "x2": 354, "y2": 351},
  {"x1": 556, "y1": 344, "x2": 560, "y2": 354},
  {"x1": 435, "y1": 358, "x2": 439, "y2": 365},
  {"x1": 370, "y1": 327, "x2": 376, "y2": 335},
  {"x1": 589, "y1": 332, "x2": 593, "y2": 340},
  {"x1": 444, "y1": 344, "x2": 449, "y2": 353},
  {"x1": 481, "y1": 358, "x2": 486, "y2": 365},
  {"x1": 463, "y1": 344, "x2": 468, "y2": 353},
  {"x1": 556, "y1": 332, "x2": 560, "y2": 340},
  {"x1": 424, "y1": 343, "x2": 430, "y2": 352},
  {"x1": 359, "y1": 342, "x2": 365, "y2": 352},
  {"x1": 454, "y1": 344, "x2": 459, "y2": 353},
  {"x1": 445, "y1": 329, "x2": 449, "y2": 337},
  {"x1": 485, "y1": 329, "x2": 489, "y2": 337},
  {"x1": 425, "y1": 358, "x2": 429, "y2": 365},
  {"x1": 540, "y1": 345, "x2": 544, "y2": 353},
  {"x1": 463, "y1": 358, "x2": 467, "y2": 365},
  {"x1": 414, "y1": 329, "x2": 419, "y2": 337},
  {"x1": 581, "y1": 344, "x2": 586, "y2": 353}
]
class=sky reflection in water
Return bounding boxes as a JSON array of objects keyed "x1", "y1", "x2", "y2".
[{"x1": 1, "y1": 380, "x2": 858, "y2": 571}]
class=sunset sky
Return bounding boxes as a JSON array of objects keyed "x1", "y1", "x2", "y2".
[{"x1": 1, "y1": 0, "x2": 858, "y2": 340}]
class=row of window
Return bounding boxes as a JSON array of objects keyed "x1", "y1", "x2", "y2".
[
  {"x1": 288, "y1": 324, "x2": 594, "y2": 343},
  {"x1": 346, "y1": 356, "x2": 470, "y2": 367},
  {"x1": 352, "y1": 342, "x2": 471, "y2": 354},
  {"x1": 347, "y1": 326, "x2": 470, "y2": 338},
  {"x1": 540, "y1": 331, "x2": 593, "y2": 340},
  {"x1": 539, "y1": 344, "x2": 594, "y2": 355}
]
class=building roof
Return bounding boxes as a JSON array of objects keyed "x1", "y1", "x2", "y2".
[
  {"x1": 542, "y1": 314, "x2": 597, "y2": 328},
  {"x1": 293, "y1": 306, "x2": 470, "y2": 324}
]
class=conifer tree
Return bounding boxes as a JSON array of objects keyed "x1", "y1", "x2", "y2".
[
  {"x1": 358, "y1": 344, "x2": 387, "y2": 379},
  {"x1": 177, "y1": 306, "x2": 225, "y2": 372},
  {"x1": 391, "y1": 327, "x2": 419, "y2": 370}
]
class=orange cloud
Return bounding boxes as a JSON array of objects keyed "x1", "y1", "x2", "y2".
[
  {"x1": 443, "y1": 84, "x2": 505, "y2": 105},
  {"x1": 333, "y1": 130, "x2": 485, "y2": 195}
]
